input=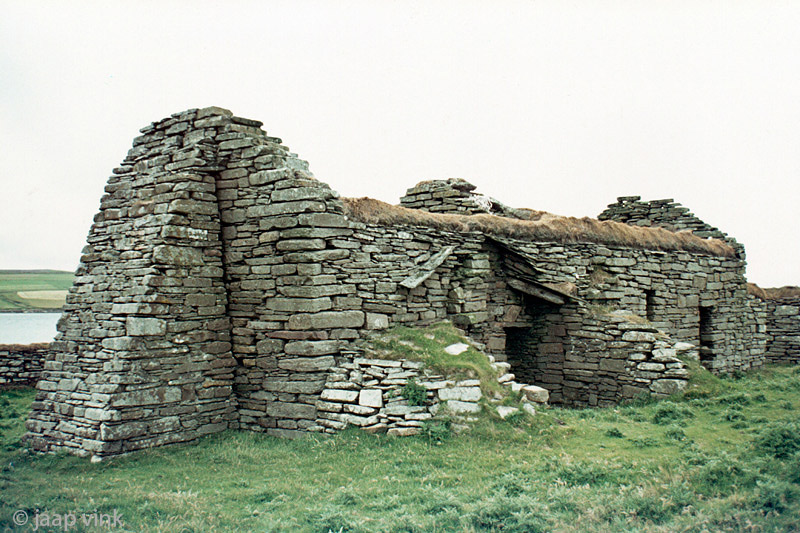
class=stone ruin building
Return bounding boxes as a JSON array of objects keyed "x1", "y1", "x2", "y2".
[{"x1": 21, "y1": 107, "x2": 797, "y2": 459}]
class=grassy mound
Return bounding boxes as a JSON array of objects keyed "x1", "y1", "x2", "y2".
[{"x1": 363, "y1": 321, "x2": 503, "y2": 397}]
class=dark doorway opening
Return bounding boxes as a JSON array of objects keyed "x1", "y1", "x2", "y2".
[
  {"x1": 645, "y1": 290, "x2": 656, "y2": 322},
  {"x1": 505, "y1": 326, "x2": 538, "y2": 383},
  {"x1": 504, "y1": 299, "x2": 566, "y2": 403},
  {"x1": 698, "y1": 305, "x2": 715, "y2": 362}
]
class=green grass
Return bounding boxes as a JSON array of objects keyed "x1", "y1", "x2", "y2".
[
  {"x1": 366, "y1": 322, "x2": 504, "y2": 396},
  {"x1": 2, "y1": 365, "x2": 800, "y2": 531},
  {"x1": 0, "y1": 270, "x2": 73, "y2": 311}
]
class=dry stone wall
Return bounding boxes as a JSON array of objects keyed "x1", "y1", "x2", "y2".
[
  {"x1": 27, "y1": 107, "x2": 244, "y2": 457},
  {"x1": 598, "y1": 196, "x2": 745, "y2": 258},
  {"x1": 506, "y1": 311, "x2": 693, "y2": 406},
  {"x1": 765, "y1": 298, "x2": 800, "y2": 364},
  {"x1": 23, "y1": 109, "x2": 774, "y2": 458},
  {"x1": 0, "y1": 344, "x2": 48, "y2": 387},
  {"x1": 400, "y1": 179, "x2": 485, "y2": 215},
  {"x1": 313, "y1": 348, "x2": 550, "y2": 435}
]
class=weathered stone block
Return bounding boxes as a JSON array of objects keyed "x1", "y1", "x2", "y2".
[
  {"x1": 497, "y1": 406, "x2": 519, "y2": 419},
  {"x1": 152, "y1": 245, "x2": 203, "y2": 266},
  {"x1": 271, "y1": 187, "x2": 331, "y2": 202},
  {"x1": 650, "y1": 379, "x2": 686, "y2": 395},
  {"x1": 288, "y1": 311, "x2": 365, "y2": 330},
  {"x1": 387, "y1": 427, "x2": 421, "y2": 436},
  {"x1": 445, "y1": 400, "x2": 481, "y2": 414},
  {"x1": 321, "y1": 389, "x2": 359, "y2": 402},
  {"x1": 599, "y1": 358, "x2": 626, "y2": 372},
  {"x1": 126, "y1": 317, "x2": 166, "y2": 336},
  {"x1": 283, "y1": 250, "x2": 350, "y2": 263},
  {"x1": 622, "y1": 331, "x2": 657, "y2": 342},
  {"x1": 266, "y1": 402, "x2": 316, "y2": 420},
  {"x1": 358, "y1": 389, "x2": 383, "y2": 408},
  {"x1": 277, "y1": 356, "x2": 336, "y2": 372},
  {"x1": 365, "y1": 313, "x2": 389, "y2": 330},
  {"x1": 276, "y1": 239, "x2": 326, "y2": 251},
  {"x1": 260, "y1": 379, "x2": 323, "y2": 394},
  {"x1": 284, "y1": 340, "x2": 341, "y2": 356},
  {"x1": 110, "y1": 387, "x2": 182, "y2": 407},
  {"x1": 247, "y1": 201, "x2": 326, "y2": 218},
  {"x1": 521, "y1": 385, "x2": 550, "y2": 403},
  {"x1": 266, "y1": 297, "x2": 332, "y2": 313}
]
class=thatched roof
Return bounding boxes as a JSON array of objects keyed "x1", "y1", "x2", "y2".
[
  {"x1": 342, "y1": 197, "x2": 736, "y2": 257},
  {"x1": 0, "y1": 343, "x2": 50, "y2": 352},
  {"x1": 748, "y1": 283, "x2": 800, "y2": 300}
]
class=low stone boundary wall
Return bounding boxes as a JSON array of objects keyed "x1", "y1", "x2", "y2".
[
  {"x1": 0, "y1": 344, "x2": 48, "y2": 387},
  {"x1": 766, "y1": 298, "x2": 800, "y2": 364},
  {"x1": 311, "y1": 350, "x2": 550, "y2": 436}
]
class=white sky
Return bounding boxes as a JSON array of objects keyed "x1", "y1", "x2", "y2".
[{"x1": 1, "y1": 1, "x2": 798, "y2": 287}]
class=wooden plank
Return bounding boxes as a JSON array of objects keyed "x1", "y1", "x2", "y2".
[
  {"x1": 400, "y1": 246, "x2": 456, "y2": 289},
  {"x1": 507, "y1": 278, "x2": 566, "y2": 305}
]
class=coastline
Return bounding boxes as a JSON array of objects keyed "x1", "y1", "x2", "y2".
[{"x1": 0, "y1": 308, "x2": 63, "y2": 314}]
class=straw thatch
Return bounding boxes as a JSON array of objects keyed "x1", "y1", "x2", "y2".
[
  {"x1": 748, "y1": 284, "x2": 800, "y2": 300},
  {"x1": 747, "y1": 283, "x2": 769, "y2": 300},
  {"x1": 0, "y1": 343, "x2": 50, "y2": 352},
  {"x1": 342, "y1": 197, "x2": 736, "y2": 257}
]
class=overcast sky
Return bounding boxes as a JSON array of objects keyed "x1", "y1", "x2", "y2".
[{"x1": 1, "y1": 1, "x2": 798, "y2": 287}]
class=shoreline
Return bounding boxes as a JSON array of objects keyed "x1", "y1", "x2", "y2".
[{"x1": 0, "y1": 308, "x2": 63, "y2": 314}]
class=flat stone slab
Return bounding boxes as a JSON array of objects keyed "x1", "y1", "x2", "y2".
[
  {"x1": 444, "y1": 343, "x2": 470, "y2": 355},
  {"x1": 320, "y1": 389, "x2": 359, "y2": 403},
  {"x1": 358, "y1": 389, "x2": 383, "y2": 408},
  {"x1": 497, "y1": 406, "x2": 519, "y2": 419},
  {"x1": 446, "y1": 400, "x2": 481, "y2": 414},
  {"x1": 439, "y1": 386, "x2": 482, "y2": 402},
  {"x1": 521, "y1": 385, "x2": 550, "y2": 404}
]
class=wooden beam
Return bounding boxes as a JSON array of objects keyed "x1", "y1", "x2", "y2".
[
  {"x1": 400, "y1": 246, "x2": 456, "y2": 289},
  {"x1": 507, "y1": 278, "x2": 566, "y2": 305}
]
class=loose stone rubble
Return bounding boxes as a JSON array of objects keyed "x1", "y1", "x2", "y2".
[
  {"x1": 310, "y1": 341, "x2": 551, "y2": 436},
  {"x1": 19, "y1": 107, "x2": 796, "y2": 459}
]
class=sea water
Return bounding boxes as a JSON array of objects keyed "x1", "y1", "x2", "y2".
[{"x1": 0, "y1": 312, "x2": 61, "y2": 344}]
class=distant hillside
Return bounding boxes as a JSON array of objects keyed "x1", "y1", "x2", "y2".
[{"x1": 0, "y1": 270, "x2": 74, "y2": 311}]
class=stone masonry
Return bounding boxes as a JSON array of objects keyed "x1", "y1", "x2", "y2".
[
  {"x1": 598, "y1": 196, "x2": 746, "y2": 258},
  {"x1": 0, "y1": 344, "x2": 48, "y2": 387},
  {"x1": 764, "y1": 298, "x2": 800, "y2": 364},
  {"x1": 23, "y1": 107, "x2": 786, "y2": 459}
]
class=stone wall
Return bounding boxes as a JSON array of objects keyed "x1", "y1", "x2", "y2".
[
  {"x1": 400, "y1": 178, "x2": 535, "y2": 220},
  {"x1": 26, "y1": 107, "x2": 242, "y2": 457},
  {"x1": 312, "y1": 349, "x2": 550, "y2": 435},
  {"x1": 0, "y1": 344, "x2": 48, "y2": 387},
  {"x1": 505, "y1": 311, "x2": 692, "y2": 406},
  {"x1": 400, "y1": 179, "x2": 486, "y2": 215},
  {"x1": 24, "y1": 108, "x2": 767, "y2": 458},
  {"x1": 765, "y1": 298, "x2": 800, "y2": 364},
  {"x1": 598, "y1": 196, "x2": 745, "y2": 258},
  {"x1": 471, "y1": 238, "x2": 765, "y2": 376}
]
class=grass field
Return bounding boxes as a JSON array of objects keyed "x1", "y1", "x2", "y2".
[
  {"x1": 1, "y1": 361, "x2": 799, "y2": 532},
  {"x1": 0, "y1": 270, "x2": 73, "y2": 311}
]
